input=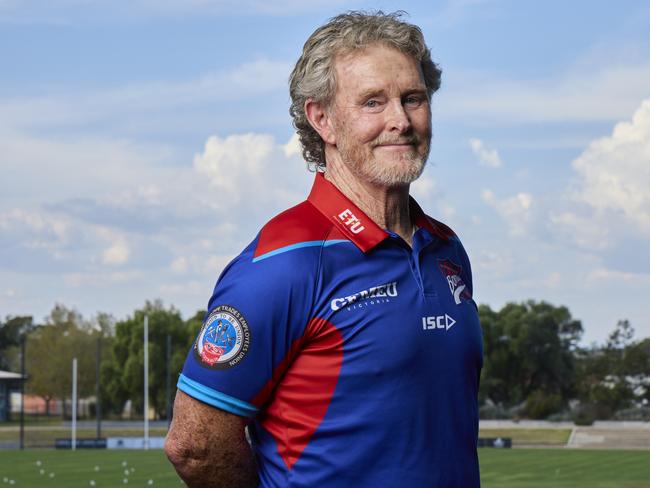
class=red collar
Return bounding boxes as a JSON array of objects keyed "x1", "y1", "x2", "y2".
[{"x1": 307, "y1": 173, "x2": 447, "y2": 253}]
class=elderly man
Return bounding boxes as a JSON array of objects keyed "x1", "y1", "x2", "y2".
[{"x1": 165, "y1": 11, "x2": 483, "y2": 488}]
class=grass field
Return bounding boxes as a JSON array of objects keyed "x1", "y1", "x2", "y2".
[
  {"x1": 1, "y1": 448, "x2": 649, "y2": 487},
  {"x1": 480, "y1": 449, "x2": 650, "y2": 488},
  {"x1": 0, "y1": 450, "x2": 180, "y2": 487},
  {"x1": 479, "y1": 428, "x2": 572, "y2": 446}
]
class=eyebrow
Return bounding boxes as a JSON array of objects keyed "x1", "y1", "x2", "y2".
[
  {"x1": 355, "y1": 88, "x2": 385, "y2": 102},
  {"x1": 355, "y1": 86, "x2": 428, "y2": 102}
]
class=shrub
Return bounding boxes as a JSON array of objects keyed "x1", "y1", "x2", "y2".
[{"x1": 522, "y1": 390, "x2": 563, "y2": 419}]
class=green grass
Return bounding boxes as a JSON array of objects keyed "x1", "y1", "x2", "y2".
[
  {"x1": 479, "y1": 449, "x2": 650, "y2": 488},
  {"x1": 0, "y1": 449, "x2": 181, "y2": 487},
  {"x1": 479, "y1": 428, "x2": 572, "y2": 446},
  {"x1": 0, "y1": 448, "x2": 649, "y2": 487}
]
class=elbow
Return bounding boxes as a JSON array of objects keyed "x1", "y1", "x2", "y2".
[{"x1": 165, "y1": 432, "x2": 204, "y2": 481}]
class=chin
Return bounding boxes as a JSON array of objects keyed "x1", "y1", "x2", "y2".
[{"x1": 363, "y1": 157, "x2": 426, "y2": 186}]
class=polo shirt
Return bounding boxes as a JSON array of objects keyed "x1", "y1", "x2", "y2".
[{"x1": 178, "y1": 172, "x2": 483, "y2": 487}]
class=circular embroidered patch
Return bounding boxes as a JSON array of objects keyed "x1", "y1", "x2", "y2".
[{"x1": 194, "y1": 305, "x2": 251, "y2": 369}]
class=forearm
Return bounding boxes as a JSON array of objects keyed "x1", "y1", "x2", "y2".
[{"x1": 165, "y1": 390, "x2": 259, "y2": 488}]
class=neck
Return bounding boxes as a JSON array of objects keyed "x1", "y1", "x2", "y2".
[{"x1": 324, "y1": 156, "x2": 414, "y2": 246}]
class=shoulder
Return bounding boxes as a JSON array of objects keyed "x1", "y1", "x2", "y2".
[
  {"x1": 426, "y1": 215, "x2": 458, "y2": 242},
  {"x1": 251, "y1": 200, "x2": 337, "y2": 263},
  {"x1": 212, "y1": 201, "x2": 335, "y2": 293}
]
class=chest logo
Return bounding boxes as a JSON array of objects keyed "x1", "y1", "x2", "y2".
[
  {"x1": 422, "y1": 314, "x2": 456, "y2": 331},
  {"x1": 194, "y1": 305, "x2": 251, "y2": 369},
  {"x1": 331, "y1": 281, "x2": 398, "y2": 311},
  {"x1": 438, "y1": 259, "x2": 471, "y2": 305}
]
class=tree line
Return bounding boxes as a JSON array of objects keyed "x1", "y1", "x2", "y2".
[{"x1": 1, "y1": 299, "x2": 649, "y2": 423}]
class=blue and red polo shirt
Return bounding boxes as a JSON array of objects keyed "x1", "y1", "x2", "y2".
[{"x1": 179, "y1": 172, "x2": 483, "y2": 487}]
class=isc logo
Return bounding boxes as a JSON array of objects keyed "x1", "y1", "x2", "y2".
[{"x1": 422, "y1": 314, "x2": 456, "y2": 331}]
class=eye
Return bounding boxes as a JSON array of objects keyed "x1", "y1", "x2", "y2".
[
  {"x1": 404, "y1": 94, "x2": 426, "y2": 108},
  {"x1": 365, "y1": 99, "x2": 379, "y2": 108}
]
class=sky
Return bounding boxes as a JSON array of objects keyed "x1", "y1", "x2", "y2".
[{"x1": 1, "y1": 0, "x2": 649, "y2": 345}]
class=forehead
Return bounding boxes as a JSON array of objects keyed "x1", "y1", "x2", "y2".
[{"x1": 332, "y1": 44, "x2": 425, "y2": 99}]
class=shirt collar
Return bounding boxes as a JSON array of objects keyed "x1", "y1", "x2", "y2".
[{"x1": 307, "y1": 173, "x2": 449, "y2": 253}]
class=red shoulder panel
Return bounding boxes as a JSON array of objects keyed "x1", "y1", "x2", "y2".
[
  {"x1": 253, "y1": 201, "x2": 336, "y2": 259},
  {"x1": 427, "y1": 215, "x2": 457, "y2": 241}
]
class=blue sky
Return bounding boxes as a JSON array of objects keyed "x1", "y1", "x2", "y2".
[{"x1": 1, "y1": 0, "x2": 649, "y2": 344}]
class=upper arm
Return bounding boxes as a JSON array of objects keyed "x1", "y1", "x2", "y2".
[
  {"x1": 165, "y1": 390, "x2": 257, "y2": 487},
  {"x1": 166, "y1": 389, "x2": 248, "y2": 453},
  {"x1": 178, "y1": 242, "x2": 317, "y2": 416}
]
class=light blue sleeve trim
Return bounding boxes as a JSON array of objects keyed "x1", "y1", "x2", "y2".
[
  {"x1": 177, "y1": 374, "x2": 259, "y2": 417},
  {"x1": 252, "y1": 239, "x2": 348, "y2": 263}
]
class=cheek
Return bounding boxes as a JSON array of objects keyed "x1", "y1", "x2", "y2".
[
  {"x1": 413, "y1": 110, "x2": 431, "y2": 134},
  {"x1": 352, "y1": 117, "x2": 385, "y2": 143}
]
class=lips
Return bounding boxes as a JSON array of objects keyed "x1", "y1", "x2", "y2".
[{"x1": 372, "y1": 137, "x2": 419, "y2": 148}]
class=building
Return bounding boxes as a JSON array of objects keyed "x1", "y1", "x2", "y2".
[{"x1": 0, "y1": 370, "x2": 25, "y2": 422}]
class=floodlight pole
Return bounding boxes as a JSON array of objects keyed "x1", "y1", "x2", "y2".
[
  {"x1": 166, "y1": 333, "x2": 171, "y2": 425},
  {"x1": 72, "y1": 357, "x2": 77, "y2": 451},
  {"x1": 19, "y1": 336, "x2": 25, "y2": 450},
  {"x1": 96, "y1": 336, "x2": 102, "y2": 439},
  {"x1": 144, "y1": 315, "x2": 149, "y2": 450}
]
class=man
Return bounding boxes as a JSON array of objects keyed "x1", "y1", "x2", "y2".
[{"x1": 165, "y1": 11, "x2": 483, "y2": 487}]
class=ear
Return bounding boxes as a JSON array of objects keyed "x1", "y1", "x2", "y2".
[{"x1": 304, "y1": 98, "x2": 337, "y2": 145}]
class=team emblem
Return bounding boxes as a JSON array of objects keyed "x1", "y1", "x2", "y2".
[
  {"x1": 438, "y1": 259, "x2": 471, "y2": 305},
  {"x1": 194, "y1": 305, "x2": 250, "y2": 369}
]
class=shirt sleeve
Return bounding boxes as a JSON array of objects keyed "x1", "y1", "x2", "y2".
[{"x1": 178, "y1": 237, "x2": 318, "y2": 417}]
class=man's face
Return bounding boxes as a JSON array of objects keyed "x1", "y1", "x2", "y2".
[{"x1": 327, "y1": 44, "x2": 431, "y2": 187}]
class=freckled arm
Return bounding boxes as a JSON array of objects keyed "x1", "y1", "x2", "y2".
[{"x1": 164, "y1": 390, "x2": 259, "y2": 488}]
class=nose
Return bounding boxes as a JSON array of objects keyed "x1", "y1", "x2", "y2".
[{"x1": 386, "y1": 99, "x2": 411, "y2": 133}]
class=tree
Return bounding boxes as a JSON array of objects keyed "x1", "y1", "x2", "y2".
[
  {"x1": 574, "y1": 320, "x2": 649, "y2": 419},
  {"x1": 102, "y1": 300, "x2": 201, "y2": 419},
  {"x1": 25, "y1": 305, "x2": 103, "y2": 417},
  {"x1": 0, "y1": 315, "x2": 34, "y2": 371},
  {"x1": 479, "y1": 300, "x2": 583, "y2": 415}
]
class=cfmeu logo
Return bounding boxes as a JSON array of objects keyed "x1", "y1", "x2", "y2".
[
  {"x1": 338, "y1": 208, "x2": 365, "y2": 234},
  {"x1": 422, "y1": 314, "x2": 456, "y2": 331},
  {"x1": 331, "y1": 282, "x2": 398, "y2": 311}
]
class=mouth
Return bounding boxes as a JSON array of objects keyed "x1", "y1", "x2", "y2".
[
  {"x1": 373, "y1": 137, "x2": 419, "y2": 149},
  {"x1": 375, "y1": 142, "x2": 416, "y2": 151}
]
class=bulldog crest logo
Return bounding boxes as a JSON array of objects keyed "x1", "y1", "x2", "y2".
[{"x1": 438, "y1": 259, "x2": 471, "y2": 305}]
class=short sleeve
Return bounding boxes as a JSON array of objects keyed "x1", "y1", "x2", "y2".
[{"x1": 178, "y1": 236, "x2": 318, "y2": 417}]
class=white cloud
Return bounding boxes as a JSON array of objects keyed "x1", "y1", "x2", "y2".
[
  {"x1": 102, "y1": 240, "x2": 130, "y2": 266},
  {"x1": 572, "y1": 99, "x2": 650, "y2": 232},
  {"x1": 170, "y1": 257, "x2": 189, "y2": 274},
  {"x1": 410, "y1": 175, "x2": 437, "y2": 200},
  {"x1": 441, "y1": 64, "x2": 650, "y2": 124},
  {"x1": 482, "y1": 189, "x2": 533, "y2": 235},
  {"x1": 0, "y1": 59, "x2": 291, "y2": 133},
  {"x1": 549, "y1": 211, "x2": 611, "y2": 250},
  {"x1": 545, "y1": 272, "x2": 562, "y2": 289},
  {"x1": 194, "y1": 133, "x2": 277, "y2": 203},
  {"x1": 283, "y1": 133, "x2": 302, "y2": 158},
  {"x1": 586, "y1": 267, "x2": 650, "y2": 285},
  {"x1": 0, "y1": 126, "x2": 314, "y2": 323},
  {"x1": 63, "y1": 270, "x2": 143, "y2": 287},
  {"x1": 439, "y1": 203, "x2": 456, "y2": 220},
  {"x1": 469, "y1": 138, "x2": 503, "y2": 168},
  {"x1": 551, "y1": 99, "x2": 650, "y2": 254},
  {"x1": 193, "y1": 132, "x2": 313, "y2": 214}
]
